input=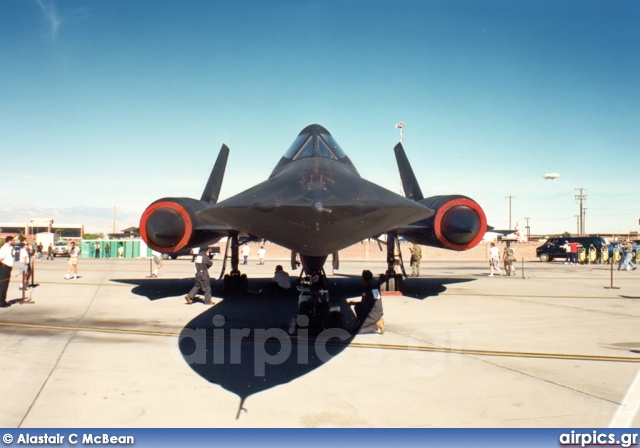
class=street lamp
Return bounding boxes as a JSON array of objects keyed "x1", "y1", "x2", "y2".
[{"x1": 395, "y1": 122, "x2": 404, "y2": 143}]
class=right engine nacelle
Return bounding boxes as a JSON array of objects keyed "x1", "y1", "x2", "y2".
[
  {"x1": 139, "y1": 197, "x2": 223, "y2": 254},
  {"x1": 401, "y1": 195, "x2": 487, "y2": 251}
]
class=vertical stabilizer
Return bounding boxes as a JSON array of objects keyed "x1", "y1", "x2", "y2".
[
  {"x1": 200, "y1": 144, "x2": 230, "y2": 204},
  {"x1": 393, "y1": 142, "x2": 423, "y2": 201}
]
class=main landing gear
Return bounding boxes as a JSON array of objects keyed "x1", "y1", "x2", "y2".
[
  {"x1": 378, "y1": 232, "x2": 405, "y2": 293},
  {"x1": 219, "y1": 232, "x2": 248, "y2": 294}
]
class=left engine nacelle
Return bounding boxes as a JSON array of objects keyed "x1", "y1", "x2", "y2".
[
  {"x1": 401, "y1": 195, "x2": 487, "y2": 251},
  {"x1": 140, "y1": 198, "x2": 223, "y2": 253}
]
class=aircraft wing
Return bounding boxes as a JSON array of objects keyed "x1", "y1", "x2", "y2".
[{"x1": 198, "y1": 158, "x2": 434, "y2": 256}]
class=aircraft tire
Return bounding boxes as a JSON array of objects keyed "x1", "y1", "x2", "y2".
[
  {"x1": 386, "y1": 277, "x2": 395, "y2": 292},
  {"x1": 378, "y1": 274, "x2": 387, "y2": 292},
  {"x1": 240, "y1": 274, "x2": 249, "y2": 293},
  {"x1": 395, "y1": 273, "x2": 403, "y2": 292},
  {"x1": 299, "y1": 301, "x2": 312, "y2": 319}
]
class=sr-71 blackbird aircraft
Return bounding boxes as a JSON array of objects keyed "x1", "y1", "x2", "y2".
[{"x1": 140, "y1": 124, "x2": 486, "y2": 330}]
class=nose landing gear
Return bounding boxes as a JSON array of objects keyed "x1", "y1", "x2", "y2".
[{"x1": 378, "y1": 232, "x2": 405, "y2": 293}]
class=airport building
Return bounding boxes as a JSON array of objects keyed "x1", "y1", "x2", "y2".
[{"x1": 0, "y1": 219, "x2": 84, "y2": 242}]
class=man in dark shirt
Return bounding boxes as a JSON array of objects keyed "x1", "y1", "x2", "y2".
[
  {"x1": 185, "y1": 247, "x2": 214, "y2": 305},
  {"x1": 353, "y1": 270, "x2": 385, "y2": 334}
]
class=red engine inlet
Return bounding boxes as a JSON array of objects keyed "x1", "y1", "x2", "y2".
[
  {"x1": 433, "y1": 197, "x2": 486, "y2": 251},
  {"x1": 404, "y1": 195, "x2": 487, "y2": 251},
  {"x1": 139, "y1": 200, "x2": 194, "y2": 253}
]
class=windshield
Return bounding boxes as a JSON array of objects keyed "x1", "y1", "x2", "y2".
[
  {"x1": 271, "y1": 124, "x2": 359, "y2": 177},
  {"x1": 283, "y1": 125, "x2": 349, "y2": 162}
]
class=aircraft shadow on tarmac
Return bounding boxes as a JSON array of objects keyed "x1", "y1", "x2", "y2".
[{"x1": 111, "y1": 275, "x2": 475, "y2": 415}]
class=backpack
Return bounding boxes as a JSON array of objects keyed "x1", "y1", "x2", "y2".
[{"x1": 505, "y1": 247, "x2": 515, "y2": 261}]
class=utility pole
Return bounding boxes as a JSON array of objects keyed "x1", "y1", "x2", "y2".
[
  {"x1": 575, "y1": 188, "x2": 587, "y2": 236},
  {"x1": 575, "y1": 215, "x2": 580, "y2": 236},
  {"x1": 505, "y1": 196, "x2": 514, "y2": 230}
]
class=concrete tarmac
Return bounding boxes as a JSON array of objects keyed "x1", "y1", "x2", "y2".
[{"x1": 0, "y1": 256, "x2": 639, "y2": 428}]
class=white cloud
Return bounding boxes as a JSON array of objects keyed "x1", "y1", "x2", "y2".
[{"x1": 35, "y1": 0, "x2": 63, "y2": 44}]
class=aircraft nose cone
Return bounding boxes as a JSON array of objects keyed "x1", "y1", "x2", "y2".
[
  {"x1": 441, "y1": 205, "x2": 481, "y2": 245},
  {"x1": 145, "y1": 207, "x2": 187, "y2": 248}
]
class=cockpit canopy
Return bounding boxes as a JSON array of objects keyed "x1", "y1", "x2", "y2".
[{"x1": 270, "y1": 124, "x2": 358, "y2": 177}]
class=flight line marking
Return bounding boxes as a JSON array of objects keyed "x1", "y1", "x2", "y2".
[{"x1": 1, "y1": 321, "x2": 638, "y2": 363}]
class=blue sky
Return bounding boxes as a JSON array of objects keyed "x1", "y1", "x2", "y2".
[{"x1": 1, "y1": 0, "x2": 639, "y2": 235}]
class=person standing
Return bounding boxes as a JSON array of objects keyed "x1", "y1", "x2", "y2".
[
  {"x1": 241, "y1": 244, "x2": 251, "y2": 265},
  {"x1": 18, "y1": 242, "x2": 30, "y2": 290},
  {"x1": 47, "y1": 243, "x2": 53, "y2": 260},
  {"x1": 185, "y1": 247, "x2": 214, "y2": 305},
  {"x1": 64, "y1": 241, "x2": 80, "y2": 279},
  {"x1": 503, "y1": 241, "x2": 516, "y2": 276},
  {"x1": 117, "y1": 244, "x2": 124, "y2": 258},
  {"x1": 568, "y1": 241, "x2": 579, "y2": 265},
  {"x1": 0, "y1": 236, "x2": 16, "y2": 308},
  {"x1": 410, "y1": 243, "x2": 422, "y2": 277},
  {"x1": 622, "y1": 240, "x2": 636, "y2": 271},
  {"x1": 488, "y1": 242, "x2": 503, "y2": 276},
  {"x1": 151, "y1": 250, "x2": 163, "y2": 277},
  {"x1": 258, "y1": 246, "x2": 266, "y2": 265},
  {"x1": 105, "y1": 243, "x2": 111, "y2": 259},
  {"x1": 615, "y1": 241, "x2": 625, "y2": 270},
  {"x1": 561, "y1": 240, "x2": 571, "y2": 265},
  {"x1": 94, "y1": 242, "x2": 100, "y2": 258},
  {"x1": 37, "y1": 242, "x2": 43, "y2": 260}
]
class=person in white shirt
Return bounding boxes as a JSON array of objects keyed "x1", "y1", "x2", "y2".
[
  {"x1": 258, "y1": 246, "x2": 266, "y2": 265},
  {"x1": 64, "y1": 241, "x2": 81, "y2": 279},
  {"x1": 0, "y1": 236, "x2": 16, "y2": 307},
  {"x1": 18, "y1": 242, "x2": 30, "y2": 289},
  {"x1": 270, "y1": 265, "x2": 291, "y2": 297},
  {"x1": 241, "y1": 244, "x2": 251, "y2": 265},
  {"x1": 488, "y1": 242, "x2": 503, "y2": 277}
]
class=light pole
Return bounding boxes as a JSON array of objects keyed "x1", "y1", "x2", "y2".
[
  {"x1": 505, "y1": 196, "x2": 514, "y2": 230},
  {"x1": 395, "y1": 122, "x2": 404, "y2": 143}
]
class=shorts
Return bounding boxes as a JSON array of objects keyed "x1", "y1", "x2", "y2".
[{"x1": 68, "y1": 257, "x2": 78, "y2": 266}]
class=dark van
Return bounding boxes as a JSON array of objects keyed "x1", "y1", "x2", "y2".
[{"x1": 536, "y1": 236, "x2": 607, "y2": 262}]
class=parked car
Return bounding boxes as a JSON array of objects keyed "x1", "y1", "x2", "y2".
[
  {"x1": 52, "y1": 241, "x2": 70, "y2": 257},
  {"x1": 536, "y1": 236, "x2": 606, "y2": 262}
]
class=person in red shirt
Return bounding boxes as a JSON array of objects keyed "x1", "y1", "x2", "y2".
[{"x1": 567, "y1": 242, "x2": 580, "y2": 264}]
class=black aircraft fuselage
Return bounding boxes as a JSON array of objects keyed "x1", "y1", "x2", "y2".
[{"x1": 140, "y1": 124, "x2": 486, "y2": 276}]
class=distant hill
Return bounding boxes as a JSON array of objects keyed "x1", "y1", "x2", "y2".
[{"x1": 0, "y1": 204, "x2": 142, "y2": 235}]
